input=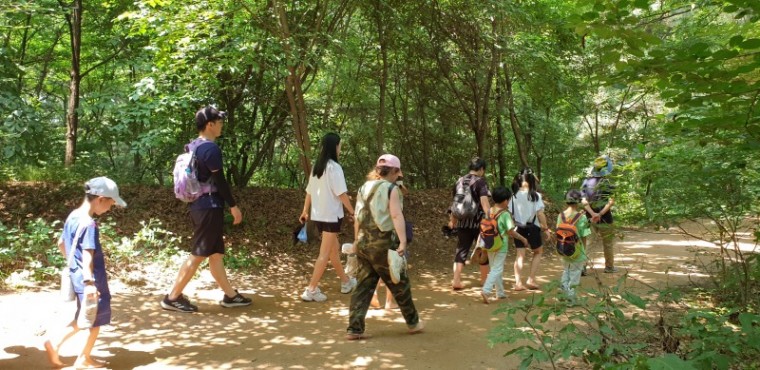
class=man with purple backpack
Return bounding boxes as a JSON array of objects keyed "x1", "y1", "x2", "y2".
[{"x1": 161, "y1": 106, "x2": 252, "y2": 312}]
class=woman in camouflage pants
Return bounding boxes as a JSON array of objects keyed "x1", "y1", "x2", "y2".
[{"x1": 346, "y1": 154, "x2": 424, "y2": 340}]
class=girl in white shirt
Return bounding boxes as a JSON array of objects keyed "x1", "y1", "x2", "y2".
[
  {"x1": 299, "y1": 133, "x2": 357, "y2": 302},
  {"x1": 510, "y1": 169, "x2": 551, "y2": 291}
]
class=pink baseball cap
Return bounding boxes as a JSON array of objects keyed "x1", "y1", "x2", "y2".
[{"x1": 376, "y1": 154, "x2": 402, "y2": 174}]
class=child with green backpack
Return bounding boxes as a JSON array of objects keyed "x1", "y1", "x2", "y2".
[
  {"x1": 478, "y1": 186, "x2": 528, "y2": 304},
  {"x1": 555, "y1": 190, "x2": 592, "y2": 303}
]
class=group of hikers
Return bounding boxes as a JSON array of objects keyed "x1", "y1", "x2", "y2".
[{"x1": 44, "y1": 105, "x2": 616, "y2": 368}]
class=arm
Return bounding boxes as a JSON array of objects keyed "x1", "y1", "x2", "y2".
[
  {"x1": 338, "y1": 192, "x2": 355, "y2": 219},
  {"x1": 597, "y1": 197, "x2": 615, "y2": 217},
  {"x1": 300, "y1": 193, "x2": 311, "y2": 223},
  {"x1": 480, "y1": 195, "x2": 491, "y2": 219},
  {"x1": 388, "y1": 187, "x2": 407, "y2": 256},
  {"x1": 507, "y1": 229, "x2": 529, "y2": 246},
  {"x1": 537, "y1": 210, "x2": 552, "y2": 238},
  {"x1": 582, "y1": 198, "x2": 600, "y2": 222},
  {"x1": 211, "y1": 170, "x2": 242, "y2": 225},
  {"x1": 57, "y1": 238, "x2": 65, "y2": 257},
  {"x1": 81, "y1": 249, "x2": 98, "y2": 297}
]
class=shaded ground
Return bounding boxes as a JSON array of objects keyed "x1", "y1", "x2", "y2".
[{"x1": 0, "y1": 227, "x2": 736, "y2": 370}]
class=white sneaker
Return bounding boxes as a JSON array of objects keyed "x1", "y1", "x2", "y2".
[
  {"x1": 301, "y1": 287, "x2": 327, "y2": 302},
  {"x1": 341, "y1": 277, "x2": 357, "y2": 294},
  {"x1": 388, "y1": 250, "x2": 407, "y2": 284}
]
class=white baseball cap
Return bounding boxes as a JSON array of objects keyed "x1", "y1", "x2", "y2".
[{"x1": 85, "y1": 177, "x2": 127, "y2": 207}]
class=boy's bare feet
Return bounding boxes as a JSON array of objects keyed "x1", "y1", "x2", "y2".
[
  {"x1": 370, "y1": 294, "x2": 381, "y2": 309},
  {"x1": 385, "y1": 302, "x2": 399, "y2": 310},
  {"x1": 44, "y1": 340, "x2": 65, "y2": 368}
]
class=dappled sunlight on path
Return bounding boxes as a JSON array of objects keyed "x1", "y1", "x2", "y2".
[{"x1": 0, "y1": 227, "x2": 743, "y2": 369}]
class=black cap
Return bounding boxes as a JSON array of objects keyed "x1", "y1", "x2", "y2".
[{"x1": 195, "y1": 106, "x2": 227, "y2": 129}]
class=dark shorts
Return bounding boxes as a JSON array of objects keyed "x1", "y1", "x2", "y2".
[
  {"x1": 191, "y1": 208, "x2": 225, "y2": 256},
  {"x1": 514, "y1": 224, "x2": 543, "y2": 249},
  {"x1": 455, "y1": 227, "x2": 488, "y2": 265},
  {"x1": 75, "y1": 293, "x2": 111, "y2": 328},
  {"x1": 314, "y1": 218, "x2": 343, "y2": 234}
]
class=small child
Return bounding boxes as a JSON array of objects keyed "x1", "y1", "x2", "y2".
[
  {"x1": 45, "y1": 177, "x2": 126, "y2": 368},
  {"x1": 480, "y1": 186, "x2": 529, "y2": 304},
  {"x1": 557, "y1": 190, "x2": 592, "y2": 303}
]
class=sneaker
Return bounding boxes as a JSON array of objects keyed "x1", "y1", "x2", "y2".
[
  {"x1": 388, "y1": 250, "x2": 406, "y2": 284},
  {"x1": 161, "y1": 294, "x2": 198, "y2": 313},
  {"x1": 341, "y1": 277, "x2": 357, "y2": 294},
  {"x1": 604, "y1": 267, "x2": 619, "y2": 273},
  {"x1": 301, "y1": 287, "x2": 327, "y2": 302},
  {"x1": 220, "y1": 290, "x2": 252, "y2": 308}
]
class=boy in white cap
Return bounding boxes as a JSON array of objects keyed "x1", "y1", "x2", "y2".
[{"x1": 45, "y1": 177, "x2": 126, "y2": 369}]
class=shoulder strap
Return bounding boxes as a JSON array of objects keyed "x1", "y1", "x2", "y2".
[
  {"x1": 560, "y1": 212, "x2": 567, "y2": 224},
  {"x1": 569, "y1": 212, "x2": 583, "y2": 225},
  {"x1": 360, "y1": 181, "x2": 386, "y2": 230},
  {"x1": 65, "y1": 222, "x2": 89, "y2": 270}
]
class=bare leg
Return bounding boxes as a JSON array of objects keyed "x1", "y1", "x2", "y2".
[
  {"x1": 308, "y1": 232, "x2": 345, "y2": 289},
  {"x1": 324, "y1": 232, "x2": 349, "y2": 283},
  {"x1": 208, "y1": 253, "x2": 237, "y2": 297},
  {"x1": 73, "y1": 326, "x2": 106, "y2": 368},
  {"x1": 514, "y1": 249, "x2": 526, "y2": 289},
  {"x1": 526, "y1": 247, "x2": 543, "y2": 287},
  {"x1": 384, "y1": 285, "x2": 397, "y2": 309},
  {"x1": 45, "y1": 320, "x2": 78, "y2": 368},
  {"x1": 479, "y1": 264, "x2": 490, "y2": 286},
  {"x1": 452, "y1": 262, "x2": 465, "y2": 289},
  {"x1": 168, "y1": 255, "x2": 206, "y2": 300}
]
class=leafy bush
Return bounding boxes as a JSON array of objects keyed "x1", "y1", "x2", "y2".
[
  {"x1": 489, "y1": 276, "x2": 760, "y2": 370},
  {"x1": 0, "y1": 218, "x2": 61, "y2": 282}
]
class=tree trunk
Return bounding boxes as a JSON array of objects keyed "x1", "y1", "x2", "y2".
[
  {"x1": 503, "y1": 64, "x2": 530, "y2": 169},
  {"x1": 372, "y1": 0, "x2": 387, "y2": 155},
  {"x1": 63, "y1": 0, "x2": 82, "y2": 167},
  {"x1": 495, "y1": 84, "x2": 507, "y2": 187},
  {"x1": 273, "y1": 0, "x2": 312, "y2": 178}
]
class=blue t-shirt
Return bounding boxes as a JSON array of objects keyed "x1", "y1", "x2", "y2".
[
  {"x1": 61, "y1": 210, "x2": 110, "y2": 299},
  {"x1": 190, "y1": 141, "x2": 225, "y2": 210}
]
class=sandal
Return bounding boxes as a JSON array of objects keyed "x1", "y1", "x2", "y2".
[
  {"x1": 452, "y1": 284, "x2": 464, "y2": 291},
  {"x1": 526, "y1": 283, "x2": 541, "y2": 290},
  {"x1": 513, "y1": 285, "x2": 527, "y2": 291},
  {"x1": 480, "y1": 292, "x2": 490, "y2": 304}
]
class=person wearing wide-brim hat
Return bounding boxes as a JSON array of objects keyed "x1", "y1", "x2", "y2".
[{"x1": 581, "y1": 155, "x2": 618, "y2": 273}]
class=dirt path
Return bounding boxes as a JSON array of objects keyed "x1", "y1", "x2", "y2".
[{"x1": 0, "y1": 228, "x2": 738, "y2": 369}]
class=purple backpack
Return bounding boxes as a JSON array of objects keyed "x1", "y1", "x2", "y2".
[{"x1": 173, "y1": 139, "x2": 215, "y2": 203}]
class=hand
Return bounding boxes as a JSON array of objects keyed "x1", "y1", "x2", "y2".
[
  {"x1": 397, "y1": 242, "x2": 407, "y2": 256},
  {"x1": 346, "y1": 211, "x2": 355, "y2": 223},
  {"x1": 448, "y1": 219, "x2": 455, "y2": 229},
  {"x1": 84, "y1": 284, "x2": 98, "y2": 298},
  {"x1": 299, "y1": 211, "x2": 309, "y2": 224},
  {"x1": 608, "y1": 197, "x2": 615, "y2": 206},
  {"x1": 592, "y1": 215, "x2": 601, "y2": 223},
  {"x1": 544, "y1": 228, "x2": 552, "y2": 238},
  {"x1": 230, "y1": 206, "x2": 243, "y2": 225}
]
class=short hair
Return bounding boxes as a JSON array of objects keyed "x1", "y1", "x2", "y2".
[
  {"x1": 195, "y1": 106, "x2": 227, "y2": 131},
  {"x1": 492, "y1": 186, "x2": 512, "y2": 203},
  {"x1": 565, "y1": 189, "x2": 583, "y2": 205},
  {"x1": 469, "y1": 157, "x2": 486, "y2": 171}
]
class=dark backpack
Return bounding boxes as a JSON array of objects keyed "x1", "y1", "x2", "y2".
[
  {"x1": 451, "y1": 175, "x2": 479, "y2": 219},
  {"x1": 479, "y1": 209, "x2": 507, "y2": 250},
  {"x1": 555, "y1": 212, "x2": 584, "y2": 258}
]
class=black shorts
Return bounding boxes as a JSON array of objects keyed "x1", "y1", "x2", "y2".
[
  {"x1": 314, "y1": 218, "x2": 343, "y2": 234},
  {"x1": 514, "y1": 224, "x2": 543, "y2": 249},
  {"x1": 190, "y1": 208, "x2": 225, "y2": 256}
]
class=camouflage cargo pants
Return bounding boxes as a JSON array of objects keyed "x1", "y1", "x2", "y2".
[{"x1": 347, "y1": 229, "x2": 419, "y2": 335}]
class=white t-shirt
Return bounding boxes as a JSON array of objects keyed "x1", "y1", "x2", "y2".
[
  {"x1": 509, "y1": 190, "x2": 545, "y2": 227},
  {"x1": 306, "y1": 160, "x2": 349, "y2": 222}
]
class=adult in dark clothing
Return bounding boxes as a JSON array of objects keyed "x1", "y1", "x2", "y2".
[
  {"x1": 448, "y1": 158, "x2": 491, "y2": 290},
  {"x1": 581, "y1": 155, "x2": 617, "y2": 273},
  {"x1": 161, "y1": 106, "x2": 252, "y2": 313}
]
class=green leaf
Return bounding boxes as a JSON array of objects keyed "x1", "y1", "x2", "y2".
[
  {"x1": 622, "y1": 292, "x2": 647, "y2": 309},
  {"x1": 646, "y1": 354, "x2": 697, "y2": 370},
  {"x1": 740, "y1": 38, "x2": 760, "y2": 49},
  {"x1": 728, "y1": 35, "x2": 744, "y2": 47}
]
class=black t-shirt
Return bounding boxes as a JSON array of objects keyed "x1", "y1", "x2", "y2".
[{"x1": 190, "y1": 141, "x2": 224, "y2": 210}]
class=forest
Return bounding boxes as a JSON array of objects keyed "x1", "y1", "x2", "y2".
[{"x1": 1, "y1": 0, "x2": 759, "y2": 368}]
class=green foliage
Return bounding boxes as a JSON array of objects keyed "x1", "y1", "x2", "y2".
[
  {"x1": 0, "y1": 218, "x2": 61, "y2": 282},
  {"x1": 223, "y1": 247, "x2": 261, "y2": 271},
  {"x1": 490, "y1": 275, "x2": 760, "y2": 369}
]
